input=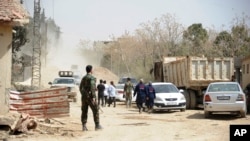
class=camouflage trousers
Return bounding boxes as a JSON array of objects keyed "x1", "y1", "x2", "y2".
[
  {"x1": 81, "y1": 98, "x2": 100, "y2": 125},
  {"x1": 125, "y1": 92, "x2": 132, "y2": 108}
]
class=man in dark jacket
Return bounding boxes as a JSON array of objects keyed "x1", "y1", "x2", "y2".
[
  {"x1": 133, "y1": 79, "x2": 147, "y2": 114},
  {"x1": 79, "y1": 65, "x2": 103, "y2": 131},
  {"x1": 97, "y1": 79, "x2": 105, "y2": 107}
]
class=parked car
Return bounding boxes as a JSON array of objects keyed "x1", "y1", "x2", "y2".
[
  {"x1": 48, "y1": 71, "x2": 78, "y2": 102},
  {"x1": 115, "y1": 83, "x2": 136, "y2": 102},
  {"x1": 203, "y1": 82, "x2": 247, "y2": 118},
  {"x1": 118, "y1": 77, "x2": 138, "y2": 87},
  {"x1": 151, "y1": 82, "x2": 186, "y2": 112},
  {"x1": 73, "y1": 74, "x2": 81, "y2": 85}
]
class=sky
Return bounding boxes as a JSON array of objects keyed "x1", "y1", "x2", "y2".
[
  {"x1": 23, "y1": 0, "x2": 250, "y2": 43},
  {"x1": 21, "y1": 0, "x2": 250, "y2": 71}
]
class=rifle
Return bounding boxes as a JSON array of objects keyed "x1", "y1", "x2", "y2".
[
  {"x1": 81, "y1": 84, "x2": 104, "y2": 113},
  {"x1": 89, "y1": 98, "x2": 104, "y2": 113}
]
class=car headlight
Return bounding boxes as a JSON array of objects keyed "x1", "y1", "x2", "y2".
[{"x1": 180, "y1": 95, "x2": 185, "y2": 100}]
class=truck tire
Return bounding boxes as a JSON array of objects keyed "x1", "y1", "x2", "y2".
[
  {"x1": 183, "y1": 90, "x2": 190, "y2": 109},
  {"x1": 189, "y1": 90, "x2": 197, "y2": 109}
]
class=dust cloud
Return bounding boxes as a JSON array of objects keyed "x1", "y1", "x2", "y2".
[
  {"x1": 40, "y1": 33, "x2": 118, "y2": 88},
  {"x1": 40, "y1": 33, "x2": 99, "y2": 88}
]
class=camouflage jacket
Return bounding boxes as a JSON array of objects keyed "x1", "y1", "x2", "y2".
[
  {"x1": 124, "y1": 81, "x2": 134, "y2": 93},
  {"x1": 79, "y1": 73, "x2": 97, "y2": 99}
]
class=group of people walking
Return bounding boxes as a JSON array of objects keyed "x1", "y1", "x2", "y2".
[
  {"x1": 124, "y1": 78, "x2": 156, "y2": 114},
  {"x1": 79, "y1": 64, "x2": 156, "y2": 132},
  {"x1": 97, "y1": 79, "x2": 116, "y2": 108}
]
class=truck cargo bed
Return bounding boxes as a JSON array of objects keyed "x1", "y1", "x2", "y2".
[{"x1": 155, "y1": 56, "x2": 234, "y2": 89}]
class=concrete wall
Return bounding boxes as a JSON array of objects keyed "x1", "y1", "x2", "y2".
[
  {"x1": 0, "y1": 24, "x2": 12, "y2": 114},
  {"x1": 242, "y1": 56, "x2": 250, "y2": 89}
]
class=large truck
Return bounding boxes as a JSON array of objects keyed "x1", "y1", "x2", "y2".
[{"x1": 154, "y1": 56, "x2": 234, "y2": 109}]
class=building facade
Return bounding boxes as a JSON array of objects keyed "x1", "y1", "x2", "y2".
[
  {"x1": 242, "y1": 55, "x2": 250, "y2": 89},
  {"x1": 0, "y1": 0, "x2": 29, "y2": 114}
]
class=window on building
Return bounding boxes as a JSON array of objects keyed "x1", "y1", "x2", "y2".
[
  {"x1": 247, "y1": 64, "x2": 249, "y2": 74},
  {"x1": 242, "y1": 65, "x2": 245, "y2": 74}
]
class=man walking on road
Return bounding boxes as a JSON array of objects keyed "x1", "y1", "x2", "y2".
[
  {"x1": 124, "y1": 77, "x2": 134, "y2": 108},
  {"x1": 79, "y1": 65, "x2": 103, "y2": 131},
  {"x1": 97, "y1": 79, "x2": 105, "y2": 107}
]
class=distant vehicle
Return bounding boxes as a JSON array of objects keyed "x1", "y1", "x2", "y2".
[
  {"x1": 151, "y1": 82, "x2": 186, "y2": 112},
  {"x1": 118, "y1": 77, "x2": 138, "y2": 86},
  {"x1": 203, "y1": 82, "x2": 247, "y2": 118},
  {"x1": 48, "y1": 71, "x2": 78, "y2": 102},
  {"x1": 115, "y1": 83, "x2": 136, "y2": 102},
  {"x1": 73, "y1": 75, "x2": 81, "y2": 85}
]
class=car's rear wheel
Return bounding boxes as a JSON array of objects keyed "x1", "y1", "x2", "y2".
[{"x1": 204, "y1": 111, "x2": 211, "y2": 118}]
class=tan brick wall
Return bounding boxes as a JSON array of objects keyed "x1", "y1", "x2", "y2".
[{"x1": 0, "y1": 24, "x2": 12, "y2": 114}]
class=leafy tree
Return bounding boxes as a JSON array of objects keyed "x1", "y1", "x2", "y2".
[
  {"x1": 12, "y1": 26, "x2": 29, "y2": 64},
  {"x1": 231, "y1": 25, "x2": 250, "y2": 57},
  {"x1": 183, "y1": 23, "x2": 208, "y2": 55},
  {"x1": 213, "y1": 31, "x2": 233, "y2": 57}
]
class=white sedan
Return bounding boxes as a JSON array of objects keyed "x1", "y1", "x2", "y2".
[
  {"x1": 152, "y1": 82, "x2": 186, "y2": 112},
  {"x1": 203, "y1": 82, "x2": 247, "y2": 118}
]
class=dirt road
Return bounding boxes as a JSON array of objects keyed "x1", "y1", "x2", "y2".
[{"x1": 8, "y1": 99, "x2": 250, "y2": 141}]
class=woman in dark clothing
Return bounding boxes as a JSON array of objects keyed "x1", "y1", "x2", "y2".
[{"x1": 133, "y1": 79, "x2": 147, "y2": 113}]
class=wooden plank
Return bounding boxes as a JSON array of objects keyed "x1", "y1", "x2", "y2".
[
  {"x1": 10, "y1": 101, "x2": 69, "y2": 110},
  {"x1": 9, "y1": 95, "x2": 68, "y2": 104},
  {"x1": 10, "y1": 107, "x2": 70, "y2": 117},
  {"x1": 9, "y1": 87, "x2": 70, "y2": 118},
  {"x1": 9, "y1": 87, "x2": 68, "y2": 99}
]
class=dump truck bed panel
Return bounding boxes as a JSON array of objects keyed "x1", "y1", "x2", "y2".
[{"x1": 162, "y1": 56, "x2": 234, "y2": 88}]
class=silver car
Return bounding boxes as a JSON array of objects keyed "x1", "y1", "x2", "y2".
[
  {"x1": 152, "y1": 82, "x2": 186, "y2": 112},
  {"x1": 203, "y1": 82, "x2": 247, "y2": 118}
]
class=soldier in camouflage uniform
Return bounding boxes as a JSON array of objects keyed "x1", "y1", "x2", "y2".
[
  {"x1": 79, "y1": 65, "x2": 103, "y2": 131},
  {"x1": 124, "y1": 77, "x2": 134, "y2": 108}
]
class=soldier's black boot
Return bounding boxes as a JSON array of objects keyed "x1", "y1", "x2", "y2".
[
  {"x1": 95, "y1": 123, "x2": 103, "y2": 131},
  {"x1": 82, "y1": 124, "x2": 88, "y2": 131}
]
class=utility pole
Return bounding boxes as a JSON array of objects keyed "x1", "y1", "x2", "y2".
[{"x1": 31, "y1": 0, "x2": 41, "y2": 89}]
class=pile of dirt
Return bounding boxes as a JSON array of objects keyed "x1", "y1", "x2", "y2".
[{"x1": 93, "y1": 67, "x2": 119, "y2": 84}]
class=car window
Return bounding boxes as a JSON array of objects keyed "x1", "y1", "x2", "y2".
[
  {"x1": 153, "y1": 84, "x2": 179, "y2": 93},
  {"x1": 54, "y1": 78, "x2": 75, "y2": 84},
  {"x1": 208, "y1": 83, "x2": 240, "y2": 92},
  {"x1": 119, "y1": 78, "x2": 137, "y2": 84}
]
